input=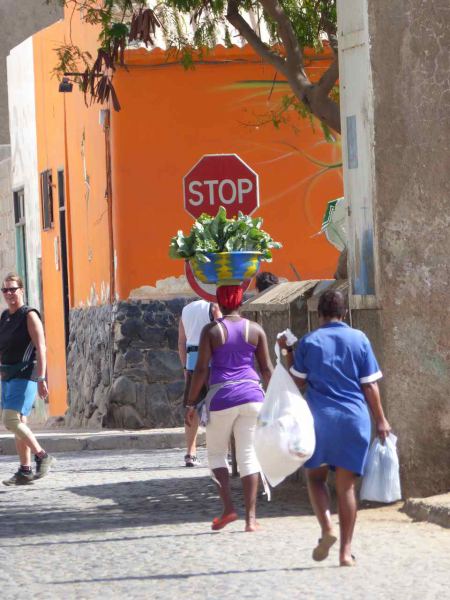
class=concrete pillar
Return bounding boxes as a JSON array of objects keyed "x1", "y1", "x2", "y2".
[{"x1": 338, "y1": 0, "x2": 450, "y2": 497}]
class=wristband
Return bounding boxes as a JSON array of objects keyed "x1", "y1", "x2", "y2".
[{"x1": 36, "y1": 376, "x2": 46, "y2": 382}]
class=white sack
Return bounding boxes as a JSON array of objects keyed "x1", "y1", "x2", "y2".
[
  {"x1": 254, "y1": 344, "x2": 315, "y2": 488},
  {"x1": 360, "y1": 433, "x2": 402, "y2": 503}
]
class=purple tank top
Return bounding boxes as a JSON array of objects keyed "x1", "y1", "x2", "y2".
[{"x1": 209, "y1": 318, "x2": 264, "y2": 411}]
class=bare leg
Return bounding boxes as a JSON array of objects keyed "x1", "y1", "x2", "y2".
[
  {"x1": 185, "y1": 409, "x2": 199, "y2": 457},
  {"x1": 7, "y1": 413, "x2": 43, "y2": 457},
  {"x1": 212, "y1": 467, "x2": 235, "y2": 517},
  {"x1": 241, "y1": 473, "x2": 259, "y2": 531},
  {"x1": 306, "y1": 466, "x2": 335, "y2": 536},
  {"x1": 15, "y1": 436, "x2": 31, "y2": 466},
  {"x1": 307, "y1": 466, "x2": 338, "y2": 561},
  {"x1": 335, "y1": 467, "x2": 358, "y2": 566}
]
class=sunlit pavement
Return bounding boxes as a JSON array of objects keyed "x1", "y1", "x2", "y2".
[{"x1": 1, "y1": 448, "x2": 449, "y2": 599}]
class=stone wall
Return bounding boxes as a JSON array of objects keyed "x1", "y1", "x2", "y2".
[
  {"x1": 66, "y1": 304, "x2": 114, "y2": 429},
  {"x1": 66, "y1": 298, "x2": 190, "y2": 429},
  {"x1": 366, "y1": 1, "x2": 450, "y2": 497}
]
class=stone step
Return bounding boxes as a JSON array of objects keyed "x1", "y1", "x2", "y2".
[
  {"x1": 403, "y1": 494, "x2": 450, "y2": 529},
  {"x1": 0, "y1": 427, "x2": 205, "y2": 456}
]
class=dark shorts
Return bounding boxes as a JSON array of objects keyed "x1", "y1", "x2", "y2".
[{"x1": 183, "y1": 370, "x2": 208, "y2": 408}]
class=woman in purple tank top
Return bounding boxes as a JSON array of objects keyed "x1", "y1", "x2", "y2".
[{"x1": 186, "y1": 284, "x2": 273, "y2": 532}]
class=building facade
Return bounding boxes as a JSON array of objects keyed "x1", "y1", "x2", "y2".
[
  {"x1": 338, "y1": 0, "x2": 450, "y2": 497},
  {"x1": 8, "y1": 9, "x2": 342, "y2": 422}
]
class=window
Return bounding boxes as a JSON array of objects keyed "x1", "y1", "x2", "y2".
[
  {"x1": 40, "y1": 170, "x2": 54, "y2": 230},
  {"x1": 13, "y1": 188, "x2": 25, "y2": 225},
  {"x1": 13, "y1": 188, "x2": 28, "y2": 299}
]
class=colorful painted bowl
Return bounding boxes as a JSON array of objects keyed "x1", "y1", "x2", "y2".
[{"x1": 189, "y1": 251, "x2": 262, "y2": 285}]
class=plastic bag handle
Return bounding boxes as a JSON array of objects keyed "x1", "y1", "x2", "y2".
[{"x1": 274, "y1": 342, "x2": 281, "y2": 362}]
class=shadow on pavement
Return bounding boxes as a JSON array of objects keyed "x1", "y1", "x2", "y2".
[
  {"x1": 0, "y1": 475, "x2": 312, "y2": 540},
  {"x1": 49, "y1": 565, "x2": 323, "y2": 586}
]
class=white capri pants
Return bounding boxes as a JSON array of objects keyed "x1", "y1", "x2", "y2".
[{"x1": 206, "y1": 402, "x2": 262, "y2": 478}]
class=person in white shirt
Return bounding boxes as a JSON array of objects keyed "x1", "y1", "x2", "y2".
[{"x1": 178, "y1": 299, "x2": 220, "y2": 466}]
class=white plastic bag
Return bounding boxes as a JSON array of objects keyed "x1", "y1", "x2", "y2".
[
  {"x1": 254, "y1": 344, "x2": 315, "y2": 488},
  {"x1": 360, "y1": 433, "x2": 402, "y2": 503}
]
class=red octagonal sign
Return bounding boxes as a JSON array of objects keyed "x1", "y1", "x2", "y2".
[{"x1": 183, "y1": 154, "x2": 259, "y2": 219}]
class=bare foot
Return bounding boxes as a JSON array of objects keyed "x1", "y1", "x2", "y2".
[
  {"x1": 245, "y1": 520, "x2": 261, "y2": 532},
  {"x1": 340, "y1": 554, "x2": 356, "y2": 567}
]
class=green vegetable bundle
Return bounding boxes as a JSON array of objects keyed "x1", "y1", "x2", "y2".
[{"x1": 169, "y1": 207, "x2": 282, "y2": 263}]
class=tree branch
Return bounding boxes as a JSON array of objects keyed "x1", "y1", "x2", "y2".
[
  {"x1": 317, "y1": 55, "x2": 339, "y2": 96},
  {"x1": 226, "y1": 0, "x2": 287, "y2": 77},
  {"x1": 259, "y1": 0, "x2": 304, "y2": 73},
  {"x1": 322, "y1": 17, "x2": 338, "y2": 55},
  {"x1": 305, "y1": 84, "x2": 341, "y2": 133}
]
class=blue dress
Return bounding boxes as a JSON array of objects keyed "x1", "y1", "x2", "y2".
[{"x1": 291, "y1": 322, "x2": 382, "y2": 475}]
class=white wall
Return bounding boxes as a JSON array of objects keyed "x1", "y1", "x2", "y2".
[
  {"x1": 337, "y1": 0, "x2": 379, "y2": 307},
  {"x1": 7, "y1": 36, "x2": 42, "y2": 310},
  {"x1": 0, "y1": 148, "x2": 15, "y2": 309}
]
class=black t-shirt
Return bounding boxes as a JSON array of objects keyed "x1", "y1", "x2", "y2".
[{"x1": 0, "y1": 306, "x2": 40, "y2": 380}]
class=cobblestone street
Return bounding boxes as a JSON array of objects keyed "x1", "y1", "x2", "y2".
[{"x1": 1, "y1": 448, "x2": 449, "y2": 600}]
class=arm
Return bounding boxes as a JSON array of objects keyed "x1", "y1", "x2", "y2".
[
  {"x1": 185, "y1": 325, "x2": 213, "y2": 425},
  {"x1": 178, "y1": 318, "x2": 187, "y2": 375},
  {"x1": 277, "y1": 335, "x2": 307, "y2": 392},
  {"x1": 27, "y1": 311, "x2": 48, "y2": 399},
  {"x1": 254, "y1": 326, "x2": 273, "y2": 388},
  {"x1": 361, "y1": 381, "x2": 391, "y2": 441}
]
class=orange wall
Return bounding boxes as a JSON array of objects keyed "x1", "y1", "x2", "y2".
[
  {"x1": 32, "y1": 11, "x2": 342, "y2": 414},
  {"x1": 61, "y1": 11, "x2": 112, "y2": 307},
  {"x1": 33, "y1": 16, "x2": 111, "y2": 415},
  {"x1": 111, "y1": 46, "x2": 342, "y2": 298},
  {"x1": 34, "y1": 22, "x2": 68, "y2": 415}
]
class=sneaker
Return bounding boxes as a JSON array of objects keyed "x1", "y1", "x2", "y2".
[
  {"x1": 184, "y1": 454, "x2": 200, "y2": 467},
  {"x1": 34, "y1": 454, "x2": 55, "y2": 479},
  {"x1": 2, "y1": 468, "x2": 34, "y2": 486}
]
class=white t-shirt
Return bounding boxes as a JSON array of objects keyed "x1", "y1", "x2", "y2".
[{"x1": 182, "y1": 300, "x2": 211, "y2": 346}]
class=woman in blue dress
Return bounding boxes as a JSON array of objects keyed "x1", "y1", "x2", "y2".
[{"x1": 279, "y1": 289, "x2": 391, "y2": 567}]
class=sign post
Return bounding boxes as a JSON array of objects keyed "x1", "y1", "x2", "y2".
[{"x1": 183, "y1": 154, "x2": 259, "y2": 218}]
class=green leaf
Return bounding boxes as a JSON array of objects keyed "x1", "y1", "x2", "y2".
[{"x1": 169, "y1": 207, "x2": 282, "y2": 261}]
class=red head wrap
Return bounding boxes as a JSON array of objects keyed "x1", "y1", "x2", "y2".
[{"x1": 216, "y1": 285, "x2": 243, "y2": 309}]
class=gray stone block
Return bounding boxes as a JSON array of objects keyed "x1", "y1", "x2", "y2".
[
  {"x1": 121, "y1": 318, "x2": 142, "y2": 339},
  {"x1": 135, "y1": 382, "x2": 167, "y2": 422},
  {"x1": 123, "y1": 368, "x2": 149, "y2": 382},
  {"x1": 143, "y1": 311, "x2": 156, "y2": 326},
  {"x1": 155, "y1": 312, "x2": 174, "y2": 328},
  {"x1": 145, "y1": 350, "x2": 183, "y2": 382},
  {"x1": 106, "y1": 404, "x2": 144, "y2": 429},
  {"x1": 167, "y1": 297, "x2": 188, "y2": 314},
  {"x1": 166, "y1": 380, "x2": 185, "y2": 402},
  {"x1": 140, "y1": 326, "x2": 166, "y2": 346},
  {"x1": 124, "y1": 349, "x2": 143, "y2": 365},
  {"x1": 109, "y1": 375, "x2": 137, "y2": 406},
  {"x1": 124, "y1": 304, "x2": 142, "y2": 318},
  {"x1": 166, "y1": 328, "x2": 179, "y2": 350}
]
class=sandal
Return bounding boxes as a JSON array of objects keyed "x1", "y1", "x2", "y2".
[
  {"x1": 312, "y1": 531, "x2": 338, "y2": 561},
  {"x1": 211, "y1": 512, "x2": 238, "y2": 531}
]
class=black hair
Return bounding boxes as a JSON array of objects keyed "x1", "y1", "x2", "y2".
[
  {"x1": 255, "y1": 271, "x2": 279, "y2": 292},
  {"x1": 318, "y1": 290, "x2": 346, "y2": 319}
]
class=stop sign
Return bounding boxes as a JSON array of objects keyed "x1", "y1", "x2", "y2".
[{"x1": 183, "y1": 154, "x2": 259, "y2": 218}]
